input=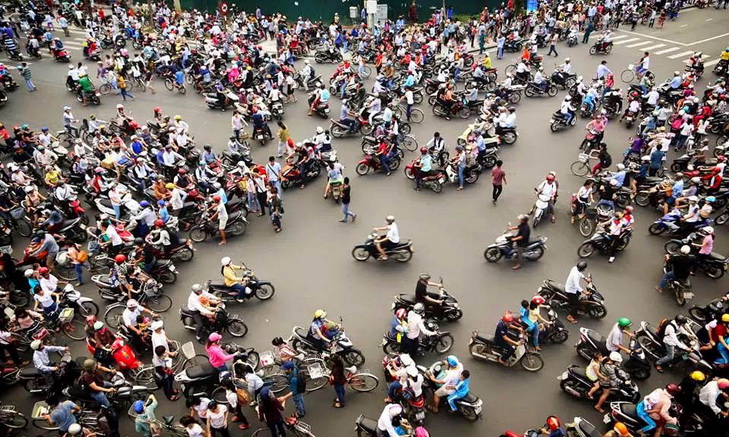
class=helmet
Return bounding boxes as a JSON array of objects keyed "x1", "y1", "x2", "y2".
[
  {"x1": 690, "y1": 370, "x2": 706, "y2": 382},
  {"x1": 83, "y1": 359, "x2": 97, "y2": 371},
  {"x1": 565, "y1": 57, "x2": 570, "y2": 62},
  {"x1": 413, "y1": 303, "x2": 425, "y2": 313},
  {"x1": 546, "y1": 174, "x2": 555, "y2": 182},
  {"x1": 446, "y1": 355, "x2": 459, "y2": 367},
  {"x1": 155, "y1": 219, "x2": 165, "y2": 228},
  {"x1": 116, "y1": 104, "x2": 124, "y2": 109},
  {"x1": 93, "y1": 321, "x2": 104, "y2": 331},
  {"x1": 212, "y1": 195, "x2": 221, "y2": 202},
  {"x1": 718, "y1": 378, "x2": 729, "y2": 390},
  {"x1": 609, "y1": 352, "x2": 623, "y2": 363},
  {"x1": 39, "y1": 267, "x2": 49, "y2": 275},
  {"x1": 316, "y1": 126, "x2": 324, "y2": 134},
  {"x1": 420, "y1": 147, "x2": 428, "y2": 154},
  {"x1": 139, "y1": 200, "x2": 149, "y2": 208},
  {"x1": 30, "y1": 340, "x2": 42, "y2": 350},
  {"x1": 502, "y1": 313, "x2": 514, "y2": 323},
  {"x1": 613, "y1": 423, "x2": 629, "y2": 437},
  {"x1": 133, "y1": 400, "x2": 145, "y2": 414},
  {"x1": 546, "y1": 416, "x2": 561, "y2": 431},
  {"x1": 722, "y1": 314, "x2": 729, "y2": 323},
  {"x1": 531, "y1": 295, "x2": 546, "y2": 305},
  {"x1": 689, "y1": 195, "x2": 699, "y2": 202},
  {"x1": 576, "y1": 261, "x2": 587, "y2": 271},
  {"x1": 666, "y1": 383, "x2": 681, "y2": 396},
  {"x1": 314, "y1": 309, "x2": 327, "y2": 319},
  {"x1": 704, "y1": 226, "x2": 715, "y2": 234},
  {"x1": 191, "y1": 283, "x2": 203, "y2": 293},
  {"x1": 174, "y1": 115, "x2": 182, "y2": 121},
  {"x1": 68, "y1": 424, "x2": 83, "y2": 435},
  {"x1": 126, "y1": 299, "x2": 139, "y2": 309},
  {"x1": 221, "y1": 256, "x2": 232, "y2": 266},
  {"x1": 208, "y1": 332, "x2": 222, "y2": 342},
  {"x1": 165, "y1": 183, "x2": 175, "y2": 189},
  {"x1": 153, "y1": 106, "x2": 162, "y2": 113},
  {"x1": 707, "y1": 196, "x2": 717, "y2": 203},
  {"x1": 565, "y1": 95, "x2": 572, "y2": 101},
  {"x1": 115, "y1": 254, "x2": 127, "y2": 263},
  {"x1": 616, "y1": 163, "x2": 625, "y2": 171},
  {"x1": 395, "y1": 308, "x2": 407, "y2": 319},
  {"x1": 386, "y1": 215, "x2": 395, "y2": 223},
  {"x1": 624, "y1": 206, "x2": 633, "y2": 213},
  {"x1": 680, "y1": 245, "x2": 691, "y2": 254},
  {"x1": 617, "y1": 318, "x2": 632, "y2": 328}
]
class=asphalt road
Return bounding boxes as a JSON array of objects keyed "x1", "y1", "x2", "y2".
[{"x1": 2, "y1": 8, "x2": 729, "y2": 436}]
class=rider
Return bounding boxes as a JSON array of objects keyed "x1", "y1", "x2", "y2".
[
  {"x1": 605, "y1": 317, "x2": 633, "y2": 354},
  {"x1": 186, "y1": 283, "x2": 217, "y2": 341},
  {"x1": 427, "y1": 355, "x2": 463, "y2": 413},
  {"x1": 540, "y1": 416, "x2": 566, "y2": 437},
  {"x1": 495, "y1": 313, "x2": 521, "y2": 365},
  {"x1": 405, "y1": 303, "x2": 436, "y2": 357},
  {"x1": 413, "y1": 147, "x2": 434, "y2": 191},
  {"x1": 220, "y1": 257, "x2": 251, "y2": 303},
  {"x1": 81, "y1": 359, "x2": 117, "y2": 408},
  {"x1": 308, "y1": 309, "x2": 338, "y2": 351},
  {"x1": 559, "y1": 95, "x2": 576, "y2": 125},
  {"x1": 656, "y1": 245, "x2": 694, "y2": 294},
  {"x1": 373, "y1": 215, "x2": 400, "y2": 261},
  {"x1": 654, "y1": 315, "x2": 692, "y2": 373},
  {"x1": 122, "y1": 299, "x2": 156, "y2": 353},
  {"x1": 31, "y1": 340, "x2": 69, "y2": 389}
]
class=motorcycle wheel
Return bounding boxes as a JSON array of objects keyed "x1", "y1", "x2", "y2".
[
  {"x1": 548, "y1": 330, "x2": 569, "y2": 344},
  {"x1": 445, "y1": 309, "x2": 463, "y2": 321},
  {"x1": 255, "y1": 283, "x2": 275, "y2": 300},
  {"x1": 211, "y1": 386, "x2": 229, "y2": 404},
  {"x1": 413, "y1": 92, "x2": 423, "y2": 104},
  {"x1": 400, "y1": 123, "x2": 412, "y2": 135},
  {"x1": 674, "y1": 287, "x2": 687, "y2": 306},
  {"x1": 430, "y1": 181, "x2": 443, "y2": 193},
  {"x1": 614, "y1": 192, "x2": 631, "y2": 208},
  {"x1": 589, "y1": 46, "x2": 597, "y2": 55},
  {"x1": 435, "y1": 334, "x2": 454, "y2": 354},
  {"x1": 483, "y1": 247, "x2": 503, "y2": 263},
  {"x1": 360, "y1": 124, "x2": 373, "y2": 136},
  {"x1": 314, "y1": 53, "x2": 325, "y2": 63},
  {"x1": 587, "y1": 305, "x2": 607, "y2": 319},
  {"x1": 532, "y1": 212, "x2": 542, "y2": 229},
  {"x1": 550, "y1": 121, "x2": 559, "y2": 132},
  {"x1": 468, "y1": 342, "x2": 488, "y2": 361},
  {"x1": 172, "y1": 246, "x2": 194, "y2": 262},
  {"x1": 54, "y1": 264, "x2": 77, "y2": 282},
  {"x1": 158, "y1": 270, "x2": 177, "y2": 284},
  {"x1": 351, "y1": 247, "x2": 371, "y2": 261},
  {"x1": 559, "y1": 378, "x2": 583, "y2": 397},
  {"x1": 577, "y1": 242, "x2": 595, "y2": 258},
  {"x1": 631, "y1": 367, "x2": 651, "y2": 381},
  {"x1": 342, "y1": 349, "x2": 366, "y2": 367},
  {"x1": 164, "y1": 79, "x2": 174, "y2": 91},
  {"x1": 10, "y1": 292, "x2": 29, "y2": 308},
  {"x1": 432, "y1": 105, "x2": 446, "y2": 116},
  {"x1": 502, "y1": 132, "x2": 517, "y2": 144},
  {"x1": 509, "y1": 91, "x2": 521, "y2": 104},
  {"x1": 579, "y1": 218, "x2": 594, "y2": 237},
  {"x1": 482, "y1": 156, "x2": 496, "y2": 169},
  {"x1": 465, "y1": 169, "x2": 479, "y2": 184},
  {"x1": 648, "y1": 223, "x2": 666, "y2": 235},
  {"x1": 355, "y1": 163, "x2": 370, "y2": 176},
  {"x1": 189, "y1": 226, "x2": 208, "y2": 242},
  {"x1": 404, "y1": 167, "x2": 415, "y2": 180},
  {"x1": 63, "y1": 318, "x2": 87, "y2": 341},
  {"x1": 15, "y1": 218, "x2": 32, "y2": 237},
  {"x1": 458, "y1": 405, "x2": 478, "y2": 422},
  {"x1": 458, "y1": 108, "x2": 470, "y2": 119},
  {"x1": 140, "y1": 294, "x2": 171, "y2": 314},
  {"x1": 704, "y1": 264, "x2": 724, "y2": 279},
  {"x1": 331, "y1": 125, "x2": 346, "y2": 138},
  {"x1": 133, "y1": 365, "x2": 158, "y2": 390},
  {"x1": 228, "y1": 221, "x2": 247, "y2": 236},
  {"x1": 79, "y1": 301, "x2": 100, "y2": 317},
  {"x1": 547, "y1": 85, "x2": 558, "y2": 97},
  {"x1": 226, "y1": 319, "x2": 249, "y2": 337},
  {"x1": 605, "y1": 44, "x2": 612, "y2": 54},
  {"x1": 716, "y1": 211, "x2": 729, "y2": 226},
  {"x1": 664, "y1": 241, "x2": 681, "y2": 255},
  {"x1": 383, "y1": 341, "x2": 401, "y2": 354},
  {"x1": 688, "y1": 307, "x2": 708, "y2": 323},
  {"x1": 389, "y1": 157, "x2": 402, "y2": 171},
  {"x1": 634, "y1": 192, "x2": 650, "y2": 207},
  {"x1": 528, "y1": 246, "x2": 545, "y2": 261},
  {"x1": 524, "y1": 86, "x2": 536, "y2": 98},
  {"x1": 520, "y1": 353, "x2": 544, "y2": 372}
]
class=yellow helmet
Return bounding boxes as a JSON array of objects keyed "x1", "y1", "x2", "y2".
[
  {"x1": 723, "y1": 314, "x2": 729, "y2": 323},
  {"x1": 174, "y1": 115, "x2": 182, "y2": 121},
  {"x1": 690, "y1": 371, "x2": 706, "y2": 382},
  {"x1": 313, "y1": 309, "x2": 326, "y2": 319},
  {"x1": 165, "y1": 183, "x2": 175, "y2": 189}
]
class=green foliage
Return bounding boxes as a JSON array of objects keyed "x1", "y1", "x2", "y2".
[{"x1": 453, "y1": 13, "x2": 477, "y2": 23}]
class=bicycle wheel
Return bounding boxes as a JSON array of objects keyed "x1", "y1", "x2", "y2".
[
  {"x1": 145, "y1": 294, "x2": 173, "y2": 312},
  {"x1": 63, "y1": 318, "x2": 87, "y2": 341},
  {"x1": 264, "y1": 372, "x2": 289, "y2": 394},
  {"x1": 303, "y1": 369, "x2": 329, "y2": 392},
  {"x1": 408, "y1": 108, "x2": 424, "y2": 124},
  {"x1": 133, "y1": 365, "x2": 157, "y2": 390},
  {"x1": 104, "y1": 304, "x2": 126, "y2": 329},
  {"x1": 348, "y1": 373, "x2": 380, "y2": 392},
  {"x1": 402, "y1": 135, "x2": 418, "y2": 151},
  {"x1": 620, "y1": 69, "x2": 635, "y2": 83},
  {"x1": 1, "y1": 411, "x2": 27, "y2": 429},
  {"x1": 54, "y1": 264, "x2": 77, "y2": 282},
  {"x1": 135, "y1": 79, "x2": 146, "y2": 92},
  {"x1": 570, "y1": 161, "x2": 590, "y2": 177},
  {"x1": 98, "y1": 83, "x2": 111, "y2": 95},
  {"x1": 164, "y1": 79, "x2": 174, "y2": 91}
]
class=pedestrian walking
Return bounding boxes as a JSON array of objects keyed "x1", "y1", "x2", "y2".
[
  {"x1": 582, "y1": 21, "x2": 594, "y2": 43},
  {"x1": 279, "y1": 361, "x2": 306, "y2": 417},
  {"x1": 65, "y1": 241, "x2": 88, "y2": 286},
  {"x1": 276, "y1": 121, "x2": 290, "y2": 158},
  {"x1": 339, "y1": 177, "x2": 357, "y2": 223},
  {"x1": 268, "y1": 186, "x2": 283, "y2": 233},
  {"x1": 143, "y1": 68, "x2": 156, "y2": 94},
  {"x1": 222, "y1": 378, "x2": 250, "y2": 430},
  {"x1": 117, "y1": 73, "x2": 134, "y2": 101},
  {"x1": 253, "y1": 169, "x2": 268, "y2": 216},
  {"x1": 547, "y1": 33, "x2": 558, "y2": 57},
  {"x1": 496, "y1": 34, "x2": 505, "y2": 60},
  {"x1": 330, "y1": 354, "x2": 347, "y2": 408},
  {"x1": 257, "y1": 386, "x2": 286, "y2": 436},
  {"x1": 491, "y1": 160, "x2": 507, "y2": 204},
  {"x1": 205, "y1": 400, "x2": 230, "y2": 437},
  {"x1": 266, "y1": 156, "x2": 283, "y2": 199},
  {"x1": 18, "y1": 62, "x2": 36, "y2": 91}
]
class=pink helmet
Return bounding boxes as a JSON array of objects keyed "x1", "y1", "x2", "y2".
[
  {"x1": 208, "y1": 332, "x2": 222, "y2": 343},
  {"x1": 395, "y1": 308, "x2": 407, "y2": 319},
  {"x1": 718, "y1": 379, "x2": 729, "y2": 390}
]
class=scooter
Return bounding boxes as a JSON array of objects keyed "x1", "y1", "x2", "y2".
[
  {"x1": 550, "y1": 111, "x2": 577, "y2": 131},
  {"x1": 420, "y1": 360, "x2": 483, "y2": 421},
  {"x1": 203, "y1": 270, "x2": 275, "y2": 303},
  {"x1": 392, "y1": 279, "x2": 463, "y2": 322},
  {"x1": 287, "y1": 323, "x2": 365, "y2": 367},
  {"x1": 351, "y1": 232, "x2": 413, "y2": 263},
  {"x1": 589, "y1": 40, "x2": 613, "y2": 55},
  {"x1": 532, "y1": 192, "x2": 553, "y2": 228},
  {"x1": 179, "y1": 304, "x2": 249, "y2": 342},
  {"x1": 577, "y1": 229, "x2": 632, "y2": 259},
  {"x1": 51, "y1": 48, "x2": 71, "y2": 62},
  {"x1": 381, "y1": 320, "x2": 454, "y2": 355},
  {"x1": 483, "y1": 229, "x2": 548, "y2": 263},
  {"x1": 63, "y1": 371, "x2": 149, "y2": 411},
  {"x1": 634, "y1": 321, "x2": 712, "y2": 373},
  {"x1": 355, "y1": 153, "x2": 402, "y2": 175},
  {"x1": 537, "y1": 277, "x2": 607, "y2": 319},
  {"x1": 558, "y1": 363, "x2": 640, "y2": 403},
  {"x1": 468, "y1": 330, "x2": 544, "y2": 371},
  {"x1": 574, "y1": 328, "x2": 652, "y2": 380}
]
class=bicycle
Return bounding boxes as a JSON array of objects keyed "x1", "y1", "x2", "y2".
[
  {"x1": 252, "y1": 415, "x2": 315, "y2": 437},
  {"x1": 0, "y1": 403, "x2": 28, "y2": 430},
  {"x1": 395, "y1": 104, "x2": 425, "y2": 124},
  {"x1": 620, "y1": 64, "x2": 652, "y2": 83},
  {"x1": 569, "y1": 149, "x2": 600, "y2": 177},
  {"x1": 164, "y1": 78, "x2": 187, "y2": 94}
]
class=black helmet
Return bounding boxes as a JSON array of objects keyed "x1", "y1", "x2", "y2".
[
  {"x1": 204, "y1": 144, "x2": 212, "y2": 151},
  {"x1": 675, "y1": 314, "x2": 687, "y2": 325},
  {"x1": 576, "y1": 261, "x2": 588, "y2": 271},
  {"x1": 134, "y1": 237, "x2": 144, "y2": 245},
  {"x1": 271, "y1": 337, "x2": 285, "y2": 346}
]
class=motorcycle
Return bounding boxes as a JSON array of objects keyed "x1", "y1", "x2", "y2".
[
  {"x1": 604, "y1": 402, "x2": 692, "y2": 437},
  {"x1": 381, "y1": 320, "x2": 454, "y2": 355},
  {"x1": 589, "y1": 40, "x2": 613, "y2": 55},
  {"x1": 648, "y1": 210, "x2": 709, "y2": 238},
  {"x1": 516, "y1": 305, "x2": 569, "y2": 344},
  {"x1": 392, "y1": 279, "x2": 463, "y2": 322},
  {"x1": 51, "y1": 48, "x2": 71, "y2": 62},
  {"x1": 574, "y1": 328, "x2": 652, "y2": 380},
  {"x1": 503, "y1": 38, "x2": 523, "y2": 53},
  {"x1": 469, "y1": 330, "x2": 544, "y2": 371},
  {"x1": 537, "y1": 277, "x2": 607, "y2": 319},
  {"x1": 355, "y1": 153, "x2": 402, "y2": 175},
  {"x1": 634, "y1": 321, "x2": 712, "y2": 373},
  {"x1": 432, "y1": 98, "x2": 471, "y2": 119},
  {"x1": 577, "y1": 230, "x2": 632, "y2": 258},
  {"x1": 270, "y1": 101, "x2": 285, "y2": 120},
  {"x1": 688, "y1": 294, "x2": 729, "y2": 323},
  {"x1": 203, "y1": 270, "x2": 275, "y2": 303},
  {"x1": 443, "y1": 160, "x2": 480, "y2": 185},
  {"x1": 524, "y1": 79, "x2": 558, "y2": 98},
  {"x1": 76, "y1": 88, "x2": 101, "y2": 105},
  {"x1": 567, "y1": 33, "x2": 578, "y2": 47},
  {"x1": 483, "y1": 229, "x2": 547, "y2": 263},
  {"x1": 550, "y1": 111, "x2": 577, "y2": 131},
  {"x1": 558, "y1": 364, "x2": 640, "y2": 404},
  {"x1": 63, "y1": 371, "x2": 149, "y2": 411},
  {"x1": 252, "y1": 125, "x2": 273, "y2": 145},
  {"x1": 204, "y1": 91, "x2": 239, "y2": 111},
  {"x1": 532, "y1": 192, "x2": 553, "y2": 228},
  {"x1": 280, "y1": 161, "x2": 322, "y2": 189},
  {"x1": 330, "y1": 118, "x2": 370, "y2": 138},
  {"x1": 18, "y1": 352, "x2": 79, "y2": 395},
  {"x1": 403, "y1": 161, "x2": 446, "y2": 193},
  {"x1": 420, "y1": 360, "x2": 483, "y2": 421},
  {"x1": 287, "y1": 324, "x2": 365, "y2": 367},
  {"x1": 314, "y1": 48, "x2": 343, "y2": 63},
  {"x1": 351, "y1": 232, "x2": 413, "y2": 262},
  {"x1": 623, "y1": 109, "x2": 637, "y2": 128},
  {"x1": 551, "y1": 71, "x2": 577, "y2": 90},
  {"x1": 188, "y1": 209, "x2": 247, "y2": 242},
  {"x1": 179, "y1": 303, "x2": 249, "y2": 342}
]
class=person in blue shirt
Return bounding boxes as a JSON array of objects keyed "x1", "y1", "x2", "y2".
[
  {"x1": 495, "y1": 313, "x2": 520, "y2": 365},
  {"x1": 669, "y1": 71, "x2": 682, "y2": 89},
  {"x1": 158, "y1": 200, "x2": 170, "y2": 223},
  {"x1": 611, "y1": 163, "x2": 627, "y2": 187},
  {"x1": 649, "y1": 148, "x2": 665, "y2": 176},
  {"x1": 519, "y1": 300, "x2": 541, "y2": 350},
  {"x1": 279, "y1": 361, "x2": 305, "y2": 417},
  {"x1": 447, "y1": 370, "x2": 470, "y2": 411},
  {"x1": 174, "y1": 69, "x2": 185, "y2": 90},
  {"x1": 251, "y1": 108, "x2": 272, "y2": 138}
]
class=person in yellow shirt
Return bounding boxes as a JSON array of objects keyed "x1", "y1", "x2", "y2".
[
  {"x1": 481, "y1": 52, "x2": 492, "y2": 69},
  {"x1": 220, "y1": 256, "x2": 250, "y2": 302},
  {"x1": 44, "y1": 167, "x2": 61, "y2": 187},
  {"x1": 721, "y1": 48, "x2": 729, "y2": 61},
  {"x1": 117, "y1": 73, "x2": 134, "y2": 101}
]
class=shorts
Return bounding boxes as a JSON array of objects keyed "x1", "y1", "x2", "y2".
[
  {"x1": 219, "y1": 218, "x2": 228, "y2": 230},
  {"x1": 435, "y1": 386, "x2": 455, "y2": 397}
]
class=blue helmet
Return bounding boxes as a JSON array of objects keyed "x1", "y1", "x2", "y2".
[
  {"x1": 139, "y1": 200, "x2": 149, "y2": 208},
  {"x1": 446, "y1": 355, "x2": 459, "y2": 367},
  {"x1": 133, "y1": 400, "x2": 144, "y2": 414},
  {"x1": 706, "y1": 196, "x2": 716, "y2": 203}
]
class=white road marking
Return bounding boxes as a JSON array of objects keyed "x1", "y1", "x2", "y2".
[
  {"x1": 655, "y1": 47, "x2": 681, "y2": 55},
  {"x1": 680, "y1": 24, "x2": 688, "y2": 27},
  {"x1": 706, "y1": 18, "x2": 713, "y2": 21},
  {"x1": 639, "y1": 43, "x2": 666, "y2": 51},
  {"x1": 688, "y1": 32, "x2": 729, "y2": 46},
  {"x1": 614, "y1": 38, "x2": 640, "y2": 45},
  {"x1": 667, "y1": 50, "x2": 695, "y2": 59},
  {"x1": 591, "y1": 34, "x2": 628, "y2": 40},
  {"x1": 612, "y1": 29, "x2": 687, "y2": 46},
  {"x1": 626, "y1": 40, "x2": 654, "y2": 48},
  {"x1": 704, "y1": 59, "x2": 720, "y2": 67}
]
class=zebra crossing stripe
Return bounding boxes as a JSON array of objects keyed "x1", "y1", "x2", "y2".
[
  {"x1": 639, "y1": 43, "x2": 665, "y2": 51},
  {"x1": 626, "y1": 40, "x2": 654, "y2": 48},
  {"x1": 590, "y1": 34, "x2": 628, "y2": 40},
  {"x1": 667, "y1": 50, "x2": 695, "y2": 59},
  {"x1": 613, "y1": 38, "x2": 640, "y2": 45},
  {"x1": 704, "y1": 59, "x2": 720, "y2": 67},
  {"x1": 655, "y1": 47, "x2": 681, "y2": 55}
]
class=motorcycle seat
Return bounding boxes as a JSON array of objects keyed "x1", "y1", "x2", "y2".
[
  {"x1": 527, "y1": 238, "x2": 544, "y2": 246},
  {"x1": 185, "y1": 362, "x2": 216, "y2": 379},
  {"x1": 399, "y1": 294, "x2": 417, "y2": 305},
  {"x1": 355, "y1": 415, "x2": 378, "y2": 434},
  {"x1": 391, "y1": 240, "x2": 412, "y2": 250},
  {"x1": 363, "y1": 135, "x2": 376, "y2": 144},
  {"x1": 295, "y1": 327, "x2": 310, "y2": 340},
  {"x1": 96, "y1": 275, "x2": 112, "y2": 287},
  {"x1": 568, "y1": 366, "x2": 588, "y2": 378},
  {"x1": 587, "y1": 330, "x2": 604, "y2": 344},
  {"x1": 644, "y1": 176, "x2": 664, "y2": 184},
  {"x1": 163, "y1": 415, "x2": 175, "y2": 426},
  {"x1": 577, "y1": 419, "x2": 601, "y2": 437},
  {"x1": 460, "y1": 392, "x2": 478, "y2": 403},
  {"x1": 180, "y1": 305, "x2": 195, "y2": 317},
  {"x1": 621, "y1": 403, "x2": 639, "y2": 420},
  {"x1": 545, "y1": 280, "x2": 565, "y2": 293},
  {"x1": 19, "y1": 367, "x2": 41, "y2": 377},
  {"x1": 62, "y1": 219, "x2": 80, "y2": 228},
  {"x1": 475, "y1": 333, "x2": 495, "y2": 344},
  {"x1": 709, "y1": 252, "x2": 726, "y2": 261},
  {"x1": 645, "y1": 324, "x2": 659, "y2": 338}
]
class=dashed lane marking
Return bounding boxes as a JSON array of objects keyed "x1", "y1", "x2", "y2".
[
  {"x1": 704, "y1": 59, "x2": 720, "y2": 67},
  {"x1": 626, "y1": 40, "x2": 655, "y2": 48}
]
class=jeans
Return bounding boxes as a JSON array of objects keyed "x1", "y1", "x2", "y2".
[
  {"x1": 457, "y1": 165, "x2": 465, "y2": 188},
  {"x1": 715, "y1": 342, "x2": 729, "y2": 365},
  {"x1": 380, "y1": 155, "x2": 391, "y2": 174},
  {"x1": 675, "y1": 134, "x2": 689, "y2": 150},
  {"x1": 492, "y1": 184, "x2": 503, "y2": 201},
  {"x1": 210, "y1": 426, "x2": 230, "y2": 437},
  {"x1": 24, "y1": 78, "x2": 36, "y2": 91},
  {"x1": 524, "y1": 320, "x2": 540, "y2": 347},
  {"x1": 247, "y1": 192, "x2": 260, "y2": 212},
  {"x1": 334, "y1": 383, "x2": 345, "y2": 404},
  {"x1": 91, "y1": 381, "x2": 113, "y2": 407},
  {"x1": 340, "y1": 118, "x2": 356, "y2": 133},
  {"x1": 342, "y1": 202, "x2": 355, "y2": 221},
  {"x1": 547, "y1": 45, "x2": 558, "y2": 56},
  {"x1": 387, "y1": 381, "x2": 402, "y2": 398},
  {"x1": 658, "y1": 271, "x2": 675, "y2": 289},
  {"x1": 637, "y1": 400, "x2": 657, "y2": 433},
  {"x1": 497, "y1": 46, "x2": 504, "y2": 59},
  {"x1": 120, "y1": 88, "x2": 134, "y2": 100},
  {"x1": 65, "y1": 124, "x2": 80, "y2": 137},
  {"x1": 74, "y1": 263, "x2": 84, "y2": 284},
  {"x1": 112, "y1": 204, "x2": 121, "y2": 219},
  {"x1": 230, "y1": 283, "x2": 250, "y2": 299},
  {"x1": 292, "y1": 393, "x2": 305, "y2": 416},
  {"x1": 656, "y1": 343, "x2": 675, "y2": 366},
  {"x1": 155, "y1": 366, "x2": 175, "y2": 399},
  {"x1": 267, "y1": 420, "x2": 286, "y2": 437},
  {"x1": 496, "y1": 339, "x2": 514, "y2": 360}
]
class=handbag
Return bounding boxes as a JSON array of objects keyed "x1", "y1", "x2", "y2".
[
  {"x1": 77, "y1": 250, "x2": 89, "y2": 263},
  {"x1": 236, "y1": 387, "x2": 251, "y2": 406}
]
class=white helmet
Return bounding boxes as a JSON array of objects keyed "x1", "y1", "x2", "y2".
[
  {"x1": 68, "y1": 424, "x2": 83, "y2": 435},
  {"x1": 316, "y1": 126, "x2": 324, "y2": 134},
  {"x1": 386, "y1": 215, "x2": 395, "y2": 223},
  {"x1": 680, "y1": 245, "x2": 691, "y2": 255},
  {"x1": 116, "y1": 103, "x2": 124, "y2": 109},
  {"x1": 126, "y1": 299, "x2": 139, "y2": 309},
  {"x1": 221, "y1": 256, "x2": 232, "y2": 266},
  {"x1": 30, "y1": 340, "x2": 42, "y2": 350},
  {"x1": 609, "y1": 352, "x2": 623, "y2": 363},
  {"x1": 564, "y1": 57, "x2": 570, "y2": 62},
  {"x1": 616, "y1": 163, "x2": 625, "y2": 171},
  {"x1": 304, "y1": 59, "x2": 310, "y2": 64},
  {"x1": 703, "y1": 226, "x2": 715, "y2": 234}
]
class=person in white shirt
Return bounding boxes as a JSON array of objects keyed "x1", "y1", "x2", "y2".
[
  {"x1": 186, "y1": 284, "x2": 216, "y2": 341},
  {"x1": 560, "y1": 95, "x2": 576, "y2": 125},
  {"x1": 377, "y1": 403, "x2": 403, "y2": 437},
  {"x1": 655, "y1": 316, "x2": 692, "y2": 372},
  {"x1": 205, "y1": 401, "x2": 228, "y2": 435},
  {"x1": 564, "y1": 261, "x2": 590, "y2": 323},
  {"x1": 428, "y1": 355, "x2": 464, "y2": 413},
  {"x1": 405, "y1": 303, "x2": 436, "y2": 356},
  {"x1": 596, "y1": 60, "x2": 612, "y2": 80},
  {"x1": 373, "y1": 215, "x2": 400, "y2": 260},
  {"x1": 698, "y1": 378, "x2": 729, "y2": 432}
]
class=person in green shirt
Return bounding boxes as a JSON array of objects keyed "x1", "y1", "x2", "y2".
[
  {"x1": 78, "y1": 72, "x2": 95, "y2": 106},
  {"x1": 133, "y1": 394, "x2": 159, "y2": 437}
]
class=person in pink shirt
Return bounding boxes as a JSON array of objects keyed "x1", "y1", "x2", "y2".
[
  {"x1": 694, "y1": 226, "x2": 714, "y2": 272},
  {"x1": 206, "y1": 332, "x2": 237, "y2": 372}
]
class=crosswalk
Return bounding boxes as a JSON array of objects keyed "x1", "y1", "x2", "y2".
[
  {"x1": 589, "y1": 32, "x2": 721, "y2": 67},
  {"x1": 60, "y1": 27, "x2": 89, "y2": 53}
]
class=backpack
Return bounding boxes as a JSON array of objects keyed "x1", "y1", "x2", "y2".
[
  {"x1": 296, "y1": 368, "x2": 307, "y2": 394},
  {"x1": 656, "y1": 318, "x2": 671, "y2": 338}
]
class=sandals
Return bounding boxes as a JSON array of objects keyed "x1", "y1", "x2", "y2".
[
  {"x1": 426, "y1": 405, "x2": 438, "y2": 413},
  {"x1": 594, "y1": 406, "x2": 606, "y2": 414},
  {"x1": 333, "y1": 402, "x2": 344, "y2": 408}
]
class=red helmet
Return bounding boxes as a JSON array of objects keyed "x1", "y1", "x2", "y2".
[
  {"x1": 177, "y1": 168, "x2": 187, "y2": 175},
  {"x1": 114, "y1": 254, "x2": 127, "y2": 263},
  {"x1": 546, "y1": 416, "x2": 562, "y2": 431},
  {"x1": 546, "y1": 174, "x2": 555, "y2": 182},
  {"x1": 153, "y1": 106, "x2": 162, "y2": 113},
  {"x1": 395, "y1": 308, "x2": 407, "y2": 319},
  {"x1": 665, "y1": 383, "x2": 681, "y2": 396},
  {"x1": 155, "y1": 219, "x2": 165, "y2": 228},
  {"x1": 531, "y1": 295, "x2": 546, "y2": 306},
  {"x1": 420, "y1": 147, "x2": 428, "y2": 154},
  {"x1": 212, "y1": 195, "x2": 221, "y2": 202},
  {"x1": 718, "y1": 378, "x2": 729, "y2": 390},
  {"x1": 502, "y1": 312, "x2": 514, "y2": 323},
  {"x1": 86, "y1": 315, "x2": 97, "y2": 325},
  {"x1": 39, "y1": 267, "x2": 49, "y2": 275}
]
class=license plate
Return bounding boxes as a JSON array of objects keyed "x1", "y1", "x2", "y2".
[
  {"x1": 557, "y1": 371, "x2": 568, "y2": 380},
  {"x1": 168, "y1": 264, "x2": 176, "y2": 271},
  {"x1": 80, "y1": 224, "x2": 87, "y2": 230},
  {"x1": 684, "y1": 292, "x2": 695, "y2": 299},
  {"x1": 474, "y1": 406, "x2": 482, "y2": 415},
  {"x1": 603, "y1": 413, "x2": 611, "y2": 424},
  {"x1": 415, "y1": 411, "x2": 425, "y2": 420},
  {"x1": 324, "y1": 108, "x2": 330, "y2": 113}
]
